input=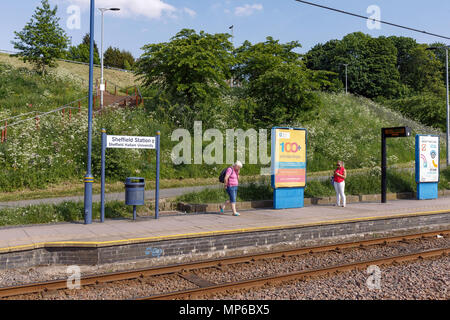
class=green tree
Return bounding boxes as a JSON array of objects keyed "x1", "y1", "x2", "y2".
[
  {"x1": 234, "y1": 37, "x2": 302, "y2": 83},
  {"x1": 233, "y1": 37, "x2": 326, "y2": 127},
  {"x1": 66, "y1": 34, "x2": 100, "y2": 65},
  {"x1": 136, "y1": 29, "x2": 234, "y2": 106},
  {"x1": 305, "y1": 32, "x2": 401, "y2": 99},
  {"x1": 428, "y1": 42, "x2": 448, "y2": 85},
  {"x1": 12, "y1": 0, "x2": 68, "y2": 74},
  {"x1": 82, "y1": 33, "x2": 100, "y2": 57},
  {"x1": 401, "y1": 45, "x2": 444, "y2": 94},
  {"x1": 249, "y1": 63, "x2": 322, "y2": 126},
  {"x1": 104, "y1": 47, "x2": 135, "y2": 69},
  {"x1": 103, "y1": 47, "x2": 122, "y2": 68},
  {"x1": 387, "y1": 36, "x2": 418, "y2": 85}
]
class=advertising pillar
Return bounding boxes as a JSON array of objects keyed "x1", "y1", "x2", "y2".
[
  {"x1": 271, "y1": 127, "x2": 307, "y2": 209},
  {"x1": 415, "y1": 135, "x2": 439, "y2": 200}
]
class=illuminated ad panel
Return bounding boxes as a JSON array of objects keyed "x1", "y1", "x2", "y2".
[
  {"x1": 271, "y1": 128, "x2": 307, "y2": 188},
  {"x1": 417, "y1": 135, "x2": 439, "y2": 183}
]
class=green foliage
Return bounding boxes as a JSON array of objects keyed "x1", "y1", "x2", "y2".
[
  {"x1": 248, "y1": 62, "x2": 322, "y2": 126},
  {"x1": 177, "y1": 168, "x2": 449, "y2": 204},
  {"x1": 136, "y1": 29, "x2": 235, "y2": 107},
  {"x1": 104, "y1": 46, "x2": 135, "y2": 69},
  {"x1": 65, "y1": 33, "x2": 100, "y2": 65},
  {"x1": 306, "y1": 32, "x2": 402, "y2": 99},
  {"x1": 0, "y1": 62, "x2": 83, "y2": 113},
  {"x1": 398, "y1": 45, "x2": 444, "y2": 94},
  {"x1": 233, "y1": 37, "x2": 302, "y2": 82},
  {"x1": 303, "y1": 92, "x2": 420, "y2": 171},
  {"x1": 1, "y1": 28, "x2": 448, "y2": 196},
  {"x1": 66, "y1": 45, "x2": 100, "y2": 65},
  {"x1": 11, "y1": 0, "x2": 68, "y2": 74},
  {"x1": 384, "y1": 93, "x2": 446, "y2": 131},
  {"x1": 233, "y1": 37, "x2": 325, "y2": 128},
  {"x1": 176, "y1": 183, "x2": 273, "y2": 203}
]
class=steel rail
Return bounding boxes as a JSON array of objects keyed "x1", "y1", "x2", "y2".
[
  {"x1": 141, "y1": 247, "x2": 450, "y2": 300},
  {"x1": 0, "y1": 229, "x2": 448, "y2": 298}
]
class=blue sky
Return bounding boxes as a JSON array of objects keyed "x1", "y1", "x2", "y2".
[{"x1": 1, "y1": 0, "x2": 450, "y2": 59}]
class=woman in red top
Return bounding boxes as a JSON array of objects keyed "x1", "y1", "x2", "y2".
[{"x1": 333, "y1": 160, "x2": 347, "y2": 207}]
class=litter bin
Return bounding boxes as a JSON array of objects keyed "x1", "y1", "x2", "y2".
[{"x1": 124, "y1": 177, "x2": 145, "y2": 220}]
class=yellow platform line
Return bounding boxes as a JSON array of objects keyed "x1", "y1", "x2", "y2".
[{"x1": 1, "y1": 209, "x2": 449, "y2": 254}]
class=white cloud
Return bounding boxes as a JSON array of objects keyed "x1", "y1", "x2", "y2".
[
  {"x1": 234, "y1": 4, "x2": 263, "y2": 17},
  {"x1": 183, "y1": 7, "x2": 197, "y2": 18},
  {"x1": 66, "y1": 0, "x2": 177, "y2": 20}
]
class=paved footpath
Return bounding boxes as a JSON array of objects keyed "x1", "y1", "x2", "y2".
[
  {"x1": 0, "y1": 196, "x2": 449, "y2": 252},
  {"x1": 0, "y1": 185, "x2": 222, "y2": 209}
]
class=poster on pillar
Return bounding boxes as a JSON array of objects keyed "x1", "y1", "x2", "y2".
[
  {"x1": 271, "y1": 127, "x2": 307, "y2": 189},
  {"x1": 416, "y1": 135, "x2": 439, "y2": 183}
]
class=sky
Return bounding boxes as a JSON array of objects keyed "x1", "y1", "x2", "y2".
[{"x1": 1, "y1": 0, "x2": 450, "y2": 59}]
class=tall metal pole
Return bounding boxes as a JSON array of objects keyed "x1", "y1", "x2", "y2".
[
  {"x1": 345, "y1": 64, "x2": 348, "y2": 94},
  {"x1": 155, "y1": 131, "x2": 160, "y2": 219},
  {"x1": 426, "y1": 45, "x2": 449, "y2": 166},
  {"x1": 230, "y1": 25, "x2": 234, "y2": 88},
  {"x1": 98, "y1": 8, "x2": 119, "y2": 109},
  {"x1": 446, "y1": 47, "x2": 449, "y2": 166},
  {"x1": 100, "y1": 9, "x2": 105, "y2": 109},
  {"x1": 100, "y1": 128, "x2": 106, "y2": 222},
  {"x1": 84, "y1": 0, "x2": 95, "y2": 224},
  {"x1": 381, "y1": 129, "x2": 387, "y2": 203}
]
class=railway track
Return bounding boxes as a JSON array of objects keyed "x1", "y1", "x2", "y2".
[
  {"x1": 142, "y1": 247, "x2": 449, "y2": 300},
  {"x1": 0, "y1": 229, "x2": 448, "y2": 299}
]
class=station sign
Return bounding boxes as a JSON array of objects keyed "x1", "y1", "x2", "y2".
[
  {"x1": 382, "y1": 126, "x2": 411, "y2": 138},
  {"x1": 106, "y1": 135, "x2": 155, "y2": 149},
  {"x1": 271, "y1": 128, "x2": 307, "y2": 188}
]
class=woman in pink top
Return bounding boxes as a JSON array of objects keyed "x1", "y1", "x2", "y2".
[
  {"x1": 333, "y1": 160, "x2": 347, "y2": 207},
  {"x1": 220, "y1": 161, "x2": 242, "y2": 216}
]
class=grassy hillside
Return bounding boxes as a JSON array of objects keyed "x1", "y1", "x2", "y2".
[
  {"x1": 302, "y1": 92, "x2": 444, "y2": 172},
  {"x1": 0, "y1": 62, "x2": 83, "y2": 115},
  {"x1": 0, "y1": 53, "x2": 138, "y2": 89},
  {"x1": 0, "y1": 60, "x2": 445, "y2": 194}
]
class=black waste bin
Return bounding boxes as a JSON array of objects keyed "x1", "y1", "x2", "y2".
[{"x1": 125, "y1": 177, "x2": 145, "y2": 206}]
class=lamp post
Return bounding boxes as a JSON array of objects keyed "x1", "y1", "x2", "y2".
[
  {"x1": 99, "y1": 7, "x2": 120, "y2": 109},
  {"x1": 229, "y1": 25, "x2": 234, "y2": 88},
  {"x1": 84, "y1": 0, "x2": 95, "y2": 224},
  {"x1": 427, "y1": 45, "x2": 450, "y2": 166},
  {"x1": 342, "y1": 63, "x2": 349, "y2": 94}
]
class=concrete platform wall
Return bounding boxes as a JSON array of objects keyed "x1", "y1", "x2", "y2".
[{"x1": 1, "y1": 212, "x2": 449, "y2": 270}]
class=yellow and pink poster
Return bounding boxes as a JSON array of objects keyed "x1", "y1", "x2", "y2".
[{"x1": 271, "y1": 128, "x2": 307, "y2": 188}]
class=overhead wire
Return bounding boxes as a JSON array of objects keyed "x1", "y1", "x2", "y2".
[{"x1": 294, "y1": 0, "x2": 450, "y2": 41}]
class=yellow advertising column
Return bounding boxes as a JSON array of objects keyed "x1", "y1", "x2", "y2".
[{"x1": 271, "y1": 127, "x2": 307, "y2": 209}]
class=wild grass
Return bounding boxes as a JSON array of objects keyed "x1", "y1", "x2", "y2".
[
  {"x1": 0, "y1": 53, "x2": 138, "y2": 89},
  {"x1": 176, "y1": 182, "x2": 273, "y2": 203},
  {"x1": 0, "y1": 59, "x2": 446, "y2": 197},
  {"x1": 177, "y1": 167, "x2": 450, "y2": 203},
  {"x1": 0, "y1": 200, "x2": 135, "y2": 226}
]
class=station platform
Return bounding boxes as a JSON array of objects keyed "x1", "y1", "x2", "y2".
[{"x1": 0, "y1": 197, "x2": 449, "y2": 269}]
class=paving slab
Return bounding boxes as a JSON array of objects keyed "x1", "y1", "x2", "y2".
[{"x1": 0, "y1": 197, "x2": 449, "y2": 252}]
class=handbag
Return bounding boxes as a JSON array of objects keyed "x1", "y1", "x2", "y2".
[{"x1": 330, "y1": 175, "x2": 334, "y2": 185}]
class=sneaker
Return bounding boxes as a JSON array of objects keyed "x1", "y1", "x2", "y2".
[{"x1": 233, "y1": 212, "x2": 240, "y2": 216}]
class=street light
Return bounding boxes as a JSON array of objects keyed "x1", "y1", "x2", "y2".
[
  {"x1": 340, "y1": 63, "x2": 349, "y2": 94},
  {"x1": 229, "y1": 25, "x2": 234, "y2": 88},
  {"x1": 427, "y1": 45, "x2": 450, "y2": 166},
  {"x1": 99, "y1": 7, "x2": 120, "y2": 109},
  {"x1": 84, "y1": 0, "x2": 96, "y2": 224}
]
